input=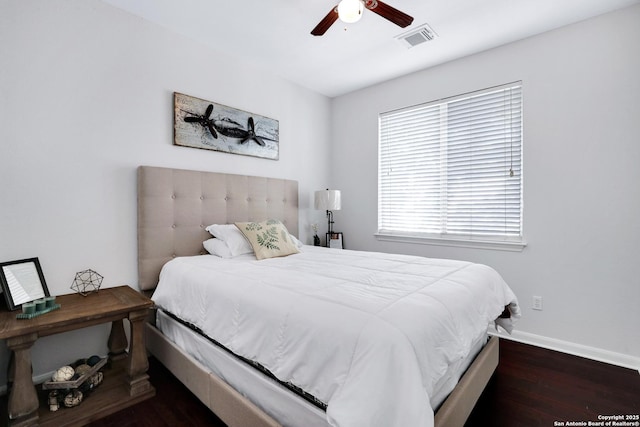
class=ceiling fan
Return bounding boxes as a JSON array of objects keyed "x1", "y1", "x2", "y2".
[{"x1": 311, "y1": 0, "x2": 413, "y2": 36}]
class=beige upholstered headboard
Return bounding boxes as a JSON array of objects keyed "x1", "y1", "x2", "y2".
[{"x1": 137, "y1": 166, "x2": 299, "y2": 291}]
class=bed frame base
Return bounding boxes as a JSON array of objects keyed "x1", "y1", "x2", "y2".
[
  {"x1": 146, "y1": 323, "x2": 280, "y2": 427},
  {"x1": 146, "y1": 323, "x2": 498, "y2": 427},
  {"x1": 434, "y1": 335, "x2": 499, "y2": 426}
]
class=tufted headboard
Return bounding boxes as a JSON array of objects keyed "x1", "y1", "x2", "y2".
[{"x1": 137, "y1": 166, "x2": 299, "y2": 291}]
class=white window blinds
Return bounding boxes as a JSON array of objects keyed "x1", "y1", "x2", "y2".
[{"x1": 378, "y1": 82, "x2": 523, "y2": 246}]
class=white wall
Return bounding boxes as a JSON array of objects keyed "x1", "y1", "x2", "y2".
[
  {"x1": 330, "y1": 5, "x2": 640, "y2": 365},
  {"x1": 0, "y1": 0, "x2": 331, "y2": 385}
]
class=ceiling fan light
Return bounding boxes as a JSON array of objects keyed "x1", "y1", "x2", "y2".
[{"x1": 337, "y1": 0, "x2": 364, "y2": 24}]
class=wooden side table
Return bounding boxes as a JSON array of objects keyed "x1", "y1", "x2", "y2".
[{"x1": 0, "y1": 285, "x2": 155, "y2": 426}]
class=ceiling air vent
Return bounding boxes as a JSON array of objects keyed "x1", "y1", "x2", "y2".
[{"x1": 395, "y1": 24, "x2": 438, "y2": 49}]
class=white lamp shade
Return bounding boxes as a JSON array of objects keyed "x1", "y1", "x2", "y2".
[
  {"x1": 315, "y1": 190, "x2": 341, "y2": 211},
  {"x1": 337, "y1": 0, "x2": 364, "y2": 24}
]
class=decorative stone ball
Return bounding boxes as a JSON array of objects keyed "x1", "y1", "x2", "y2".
[
  {"x1": 79, "y1": 380, "x2": 92, "y2": 394},
  {"x1": 81, "y1": 371, "x2": 104, "y2": 394},
  {"x1": 63, "y1": 390, "x2": 83, "y2": 408},
  {"x1": 73, "y1": 358, "x2": 87, "y2": 366},
  {"x1": 88, "y1": 371, "x2": 104, "y2": 387},
  {"x1": 87, "y1": 355, "x2": 101, "y2": 366},
  {"x1": 75, "y1": 364, "x2": 91, "y2": 376},
  {"x1": 52, "y1": 366, "x2": 75, "y2": 382}
]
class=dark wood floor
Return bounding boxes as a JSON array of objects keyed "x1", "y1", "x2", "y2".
[
  {"x1": 3, "y1": 339, "x2": 639, "y2": 426},
  {"x1": 465, "y1": 339, "x2": 639, "y2": 426},
  {"x1": 86, "y1": 359, "x2": 226, "y2": 427}
]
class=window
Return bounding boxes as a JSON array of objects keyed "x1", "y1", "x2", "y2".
[{"x1": 377, "y1": 82, "x2": 524, "y2": 250}]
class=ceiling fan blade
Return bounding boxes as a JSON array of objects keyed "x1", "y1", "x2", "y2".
[
  {"x1": 184, "y1": 117, "x2": 201, "y2": 122},
  {"x1": 205, "y1": 104, "x2": 214, "y2": 119},
  {"x1": 365, "y1": 0, "x2": 413, "y2": 28},
  {"x1": 311, "y1": 6, "x2": 339, "y2": 36}
]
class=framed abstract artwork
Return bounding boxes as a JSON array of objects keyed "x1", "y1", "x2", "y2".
[{"x1": 173, "y1": 92, "x2": 279, "y2": 160}]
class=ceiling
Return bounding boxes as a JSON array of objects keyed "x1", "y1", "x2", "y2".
[{"x1": 100, "y1": 0, "x2": 638, "y2": 98}]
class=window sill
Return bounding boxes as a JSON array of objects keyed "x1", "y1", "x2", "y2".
[{"x1": 374, "y1": 232, "x2": 527, "y2": 252}]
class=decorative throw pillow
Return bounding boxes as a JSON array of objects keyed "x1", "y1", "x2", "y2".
[
  {"x1": 234, "y1": 219, "x2": 300, "y2": 260},
  {"x1": 205, "y1": 224, "x2": 253, "y2": 257}
]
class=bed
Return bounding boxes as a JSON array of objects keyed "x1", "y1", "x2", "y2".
[{"x1": 138, "y1": 165, "x2": 519, "y2": 427}]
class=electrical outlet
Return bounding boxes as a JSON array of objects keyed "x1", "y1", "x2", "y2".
[{"x1": 532, "y1": 296, "x2": 543, "y2": 311}]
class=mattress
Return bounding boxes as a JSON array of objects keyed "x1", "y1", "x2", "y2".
[
  {"x1": 152, "y1": 246, "x2": 519, "y2": 427},
  {"x1": 155, "y1": 309, "x2": 487, "y2": 427}
]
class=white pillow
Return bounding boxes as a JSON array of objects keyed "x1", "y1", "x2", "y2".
[
  {"x1": 205, "y1": 224, "x2": 253, "y2": 257},
  {"x1": 290, "y1": 234, "x2": 304, "y2": 250},
  {"x1": 203, "y1": 238, "x2": 233, "y2": 258}
]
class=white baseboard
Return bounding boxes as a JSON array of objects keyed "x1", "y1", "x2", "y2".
[{"x1": 489, "y1": 329, "x2": 640, "y2": 374}]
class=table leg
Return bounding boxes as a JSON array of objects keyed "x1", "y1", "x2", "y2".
[
  {"x1": 7, "y1": 350, "x2": 14, "y2": 386},
  {"x1": 6, "y1": 333, "x2": 39, "y2": 426},
  {"x1": 126, "y1": 309, "x2": 152, "y2": 397},
  {"x1": 108, "y1": 319, "x2": 128, "y2": 363}
]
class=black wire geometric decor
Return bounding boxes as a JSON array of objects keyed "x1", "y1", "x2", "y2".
[{"x1": 70, "y1": 269, "x2": 103, "y2": 296}]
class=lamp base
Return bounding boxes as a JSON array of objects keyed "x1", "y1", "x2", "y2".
[{"x1": 326, "y1": 210, "x2": 334, "y2": 235}]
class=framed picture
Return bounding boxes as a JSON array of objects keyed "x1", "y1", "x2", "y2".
[
  {"x1": 0, "y1": 257, "x2": 50, "y2": 311},
  {"x1": 327, "y1": 232, "x2": 344, "y2": 249},
  {"x1": 174, "y1": 92, "x2": 279, "y2": 160}
]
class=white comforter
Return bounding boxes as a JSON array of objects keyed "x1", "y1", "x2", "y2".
[{"x1": 152, "y1": 246, "x2": 520, "y2": 427}]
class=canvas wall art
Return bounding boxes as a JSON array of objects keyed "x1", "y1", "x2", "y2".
[{"x1": 174, "y1": 92, "x2": 279, "y2": 160}]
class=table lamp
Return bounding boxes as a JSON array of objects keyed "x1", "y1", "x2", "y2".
[{"x1": 314, "y1": 189, "x2": 341, "y2": 235}]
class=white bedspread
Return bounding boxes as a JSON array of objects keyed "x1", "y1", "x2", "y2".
[{"x1": 152, "y1": 246, "x2": 520, "y2": 427}]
